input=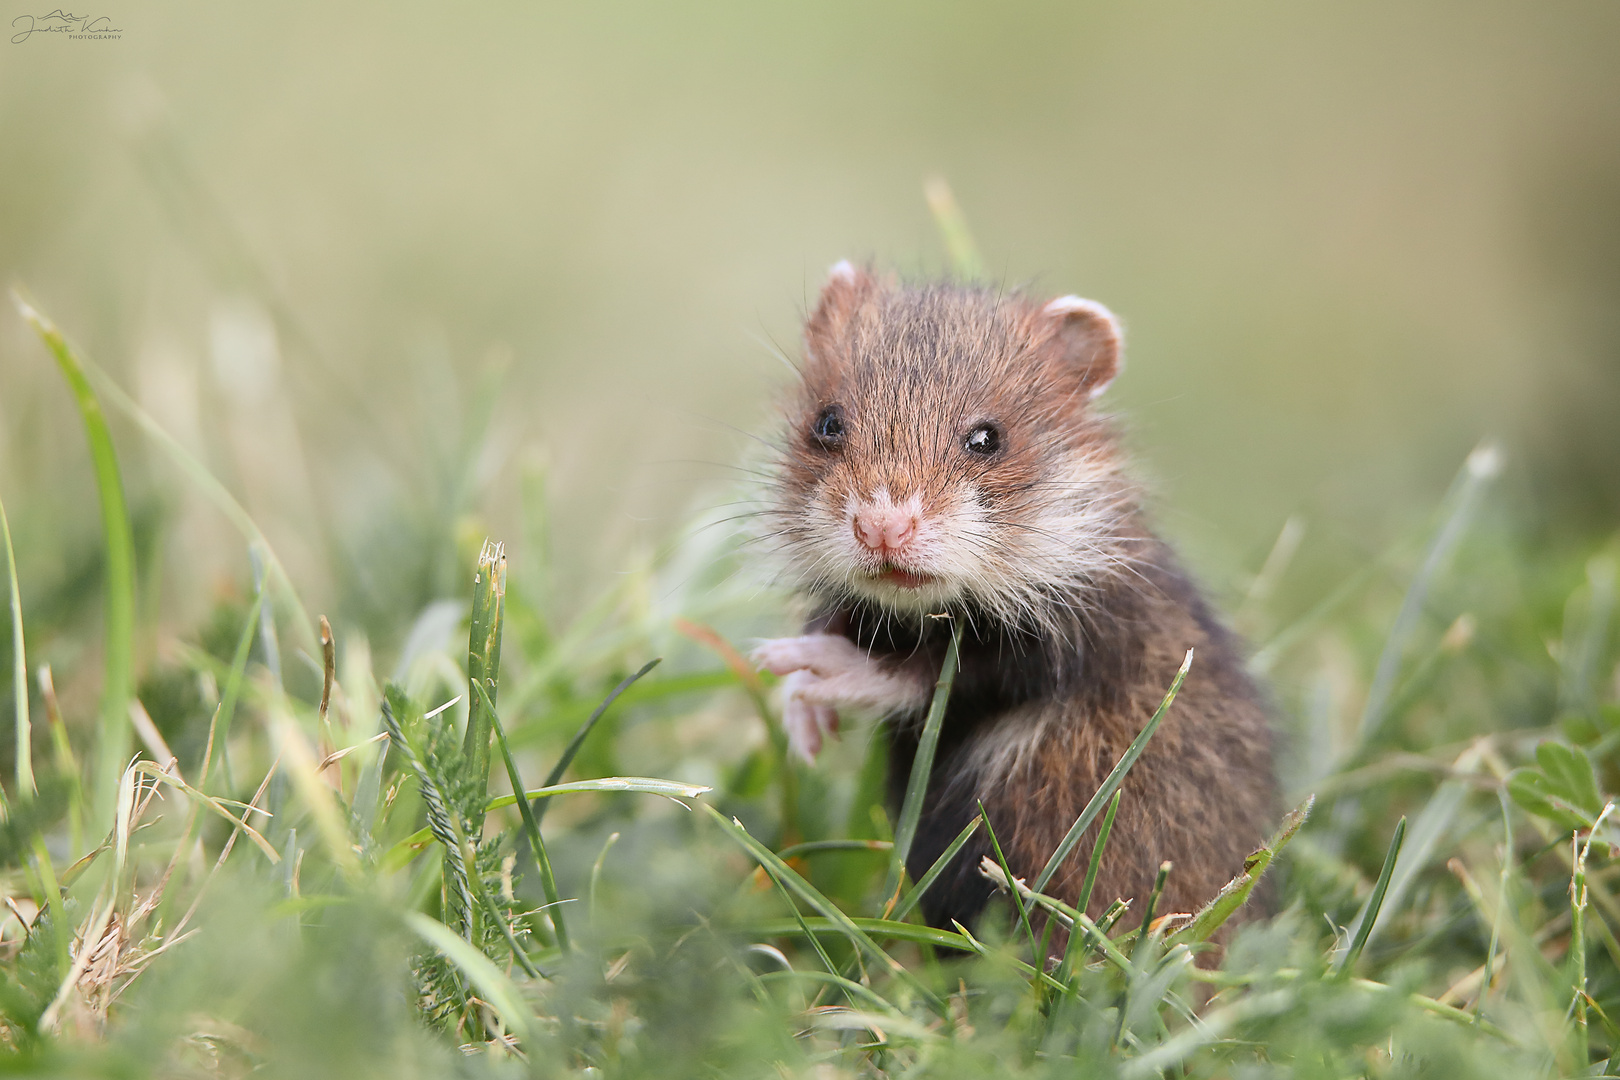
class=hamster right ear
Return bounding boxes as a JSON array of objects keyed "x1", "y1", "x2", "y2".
[
  {"x1": 1037, "y1": 295, "x2": 1123, "y2": 400},
  {"x1": 805, "y1": 260, "x2": 877, "y2": 346}
]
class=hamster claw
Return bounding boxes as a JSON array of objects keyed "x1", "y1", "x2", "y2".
[{"x1": 781, "y1": 670, "x2": 838, "y2": 764}]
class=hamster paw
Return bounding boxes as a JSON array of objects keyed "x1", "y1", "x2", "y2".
[
  {"x1": 751, "y1": 635, "x2": 934, "y2": 763},
  {"x1": 780, "y1": 670, "x2": 840, "y2": 764}
]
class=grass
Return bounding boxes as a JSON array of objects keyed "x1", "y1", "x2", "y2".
[{"x1": 0, "y1": 286, "x2": 1617, "y2": 1078}]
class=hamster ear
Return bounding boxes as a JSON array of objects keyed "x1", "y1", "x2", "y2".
[
  {"x1": 805, "y1": 260, "x2": 877, "y2": 346},
  {"x1": 1037, "y1": 296, "x2": 1123, "y2": 400}
]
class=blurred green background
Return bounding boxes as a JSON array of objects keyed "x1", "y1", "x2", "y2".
[{"x1": 2, "y1": 0, "x2": 1617, "y2": 653}]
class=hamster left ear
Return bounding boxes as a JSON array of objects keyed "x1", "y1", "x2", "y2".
[{"x1": 1038, "y1": 296, "x2": 1123, "y2": 400}]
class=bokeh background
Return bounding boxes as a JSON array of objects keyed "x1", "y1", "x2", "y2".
[{"x1": 2, "y1": 0, "x2": 1618, "y2": 662}]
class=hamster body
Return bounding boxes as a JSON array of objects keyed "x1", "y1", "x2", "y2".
[{"x1": 752, "y1": 264, "x2": 1276, "y2": 933}]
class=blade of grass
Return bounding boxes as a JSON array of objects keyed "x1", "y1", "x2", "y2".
[
  {"x1": 1169, "y1": 795, "x2": 1311, "y2": 947},
  {"x1": 268, "y1": 707, "x2": 359, "y2": 877},
  {"x1": 588, "y1": 831, "x2": 619, "y2": 926},
  {"x1": 757, "y1": 970, "x2": 905, "y2": 1014},
  {"x1": 948, "y1": 917, "x2": 1071, "y2": 994},
  {"x1": 474, "y1": 676, "x2": 569, "y2": 953},
  {"x1": 129, "y1": 760, "x2": 280, "y2": 863},
  {"x1": 30, "y1": 835, "x2": 69, "y2": 980},
  {"x1": 1034, "y1": 649, "x2": 1193, "y2": 895},
  {"x1": 533, "y1": 658, "x2": 661, "y2": 824},
  {"x1": 1332, "y1": 816, "x2": 1408, "y2": 977},
  {"x1": 751, "y1": 917, "x2": 974, "y2": 953},
  {"x1": 248, "y1": 546, "x2": 282, "y2": 691},
  {"x1": 1134, "y1": 862, "x2": 1172, "y2": 953},
  {"x1": 980, "y1": 802, "x2": 1040, "y2": 963},
  {"x1": 404, "y1": 911, "x2": 534, "y2": 1044},
  {"x1": 1572, "y1": 802, "x2": 1614, "y2": 1043},
  {"x1": 1078, "y1": 789, "x2": 1122, "y2": 919},
  {"x1": 1053, "y1": 789, "x2": 1122, "y2": 990},
  {"x1": 318, "y1": 615, "x2": 335, "y2": 721},
  {"x1": 988, "y1": 868, "x2": 1136, "y2": 975},
  {"x1": 767, "y1": 871, "x2": 843, "y2": 997},
  {"x1": 889, "y1": 813, "x2": 982, "y2": 922},
  {"x1": 779, "y1": 839, "x2": 892, "y2": 860},
  {"x1": 886, "y1": 620, "x2": 963, "y2": 902},
  {"x1": 205, "y1": 582, "x2": 264, "y2": 792},
  {"x1": 1359, "y1": 744, "x2": 1484, "y2": 953},
  {"x1": 1478, "y1": 788, "x2": 1513, "y2": 1021},
  {"x1": 463, "y1": 540, "x2": 505, "y2": 837},
  {"x1": 503, "y1": 669, "x2": 728, "y2": 749},
  {"x1": 17, "y1": 295, "x2": 135, "y2": 835},
  {"x1": 37, "y1": 665, "x2": 82, "y2": 852},
  {"x1": 384, "y1": 775, "x2": 715, "y2": 863},
  {"x1": 705, "y1": 805, "x2": 946, "y2": 1015},
  {"x1": 1359, "y1": 443, "x2": 1500, "y2": 744},
  {"x1": 0, "y1": 490, "x2": 30, "y2": 804}
]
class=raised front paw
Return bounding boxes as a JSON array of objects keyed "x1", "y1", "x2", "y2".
[
  {"x1": 750, "y1": 634, "x2": 934, "y2": 763},
  {"x1": 778, "y1": 669, "x2": 840, "y2": 764}
]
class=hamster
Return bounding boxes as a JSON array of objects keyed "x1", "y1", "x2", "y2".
[{"x1": 751, "y1": 262, "x2": 1276, "y2": 936}]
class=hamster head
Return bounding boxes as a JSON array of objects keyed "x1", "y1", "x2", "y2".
[{"x1": 767, "y1": 263, "x2": 1142, "y2": 632}]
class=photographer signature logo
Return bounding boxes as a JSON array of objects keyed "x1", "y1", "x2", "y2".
[{"x1": 12, "y1": 9, "x2": 121, "y2": 42}]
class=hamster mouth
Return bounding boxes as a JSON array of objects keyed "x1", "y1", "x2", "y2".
[{"x1": 873, "y1": 566, "x2": 935, "y2": 590}]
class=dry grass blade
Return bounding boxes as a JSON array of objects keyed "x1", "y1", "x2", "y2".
[{"x1": 129, "y1": 761, "x2": 280, "y2": 863}]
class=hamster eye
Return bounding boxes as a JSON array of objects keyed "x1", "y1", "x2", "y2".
[
  {"x1": 811, "y1": 405, "x2": 846, "y2": 449},
  {"x1": 963, "y1": 422, "x2": 1001, "y2": 456}
]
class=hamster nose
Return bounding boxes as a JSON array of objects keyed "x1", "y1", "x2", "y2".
[{"x1": 853, "y1": 506, "x2": 919, "y2": 556}]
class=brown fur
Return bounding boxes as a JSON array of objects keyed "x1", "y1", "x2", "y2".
[{"x1": 764, "y1": 266, "x2": 1276, "y2": 937}]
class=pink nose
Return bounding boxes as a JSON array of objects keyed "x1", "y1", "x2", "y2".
[{"x1": 853, "y1": 506, "x2": 919, "y2": 555}]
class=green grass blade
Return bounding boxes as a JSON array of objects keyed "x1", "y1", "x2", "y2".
[
  {"x1": 463, "y1": 540, "x2": 506, "y2": 836},
  {"x1": 750, "y1": 917, "x2": 976, "y2": 953},
  {"x1": 885, "y1": 813, "x2": 981, "y2": 923},
  {"x1": 533, "y1": 657, "x2": 661, "y2": 824},
  {"x1": 588, "y1": 830, "x2": 619, "y2": 925},
  {"x1": 1034, "y1": 649, "x2": 1193, "y2": 895},
  {"x1": 17, "y1": 295, "x2": 135, "y2": 835},
  {"x1": 1359, "y1": 443, "x2": 1500, "y2": 743},
  {"x1": 404, "y1": 912, "x2": 533, "y2": 1043},
  {"x1": 886, "y1": 620, "x2": 963, "y2": 901},
  {"x1": 756, "y1": 969, "x2": 905, "y2": 1014},
  {"x1": 247, "y1": 546, "x2": 282, "y2": 690},
  {"x1": 778, "y1": 839, "x2": 892, "y2": 860},
  {"x1": 503, "y1": 669, "x2": 730, "y2": 748},
  {"x1": 385, "y1": 776, "x2": 713, "y2": 863},
  {"x1": 1076, "y1": 791, "x2": 1121, "y2": 918},
  {"x1": 205, "y1": 582, "x2": 264, "y2": 792},
  {"x1": 980, "y1": 800, "x2": 1040, "y2": 962},
  {"x1": 1170, "y1": 796, "x2": 1311, "y2": 947},
  {"x1": 73, "y1": 350, "x2": 316, "y2": 651},
  {"x1": 1, "y1": 491, "x2": 30, "y2": 803},
  {"x1": 474, "y1": 676, "x2": 569, "y2": 952},
  {"x1": 705, "y1": 805, "x2": 946, "y2": 1015},
  {"x1": 767, "y1": 872, "x2": 842, "y2": 995},
  {"x1": 1332, "y1": 815, "x2": 1408, "y2": 977},
  {"x1": 1134, "y1": 860, "x2": 1172, "y2": 947},
  {"x1": 493, "y1": 776, "x2": 712, "y2": 806}
]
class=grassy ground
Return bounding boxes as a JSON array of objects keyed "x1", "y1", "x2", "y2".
[{"x1": 0, "y1": 287, "x2": 1617, "y2": 1079}]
